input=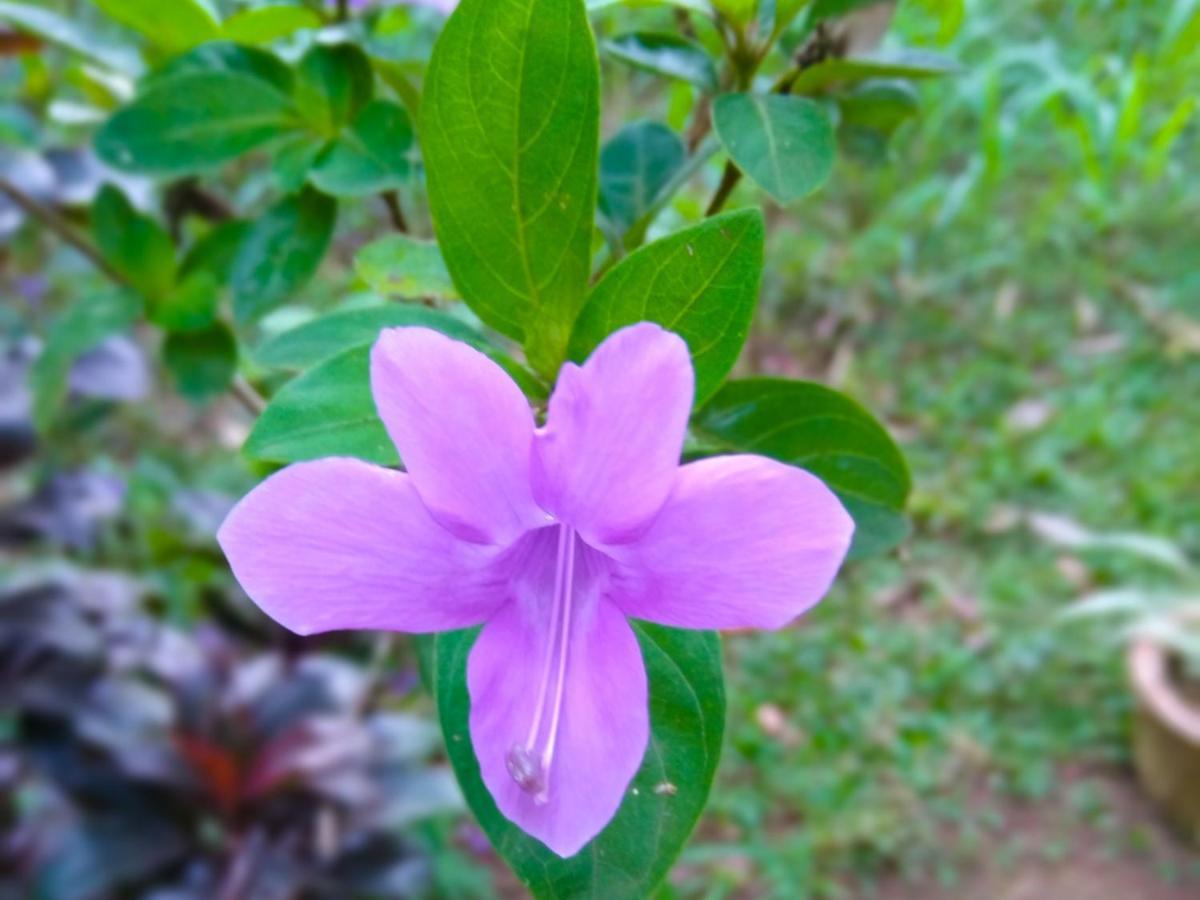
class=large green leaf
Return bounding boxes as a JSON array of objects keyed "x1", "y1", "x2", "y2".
[
  {"x1": 788, "y1": 51, "x2": 957, "y2": 94},
  {"x1": 571, "y1": 210, "x2": 763, "y2": 405},
  {"x1": 354, "y1": 235, "x2": 459, "y2": 301},
  {"x1": 423, "y1": 622, "x2": 724, "y2": 899},
  {"x1": 93, "y1": 0, "x2": 220, "y2": 53},
  {"x1": 243, "y1": 346, "x2": 396, "y2": 465},
  {"x1": 712, "y1": 93, "x2": 835, "y2": 204},
  {"x1": 231, "y1": 188, "x2": 337, "y2": 323},
  {"x1": 146, "y1": 41, "x2": 293, "y2": 95},
  {"x1": 162, "y1": 322, "x2": 237, "y2": 403},
  {"x1": 422, "y1": 0, "x2": 600, "y2": 377},
  {"x1": 694, "y1": 378, "x2": 911, "y2": 558},
  {"x1": 254, "y1": 305, "x2": 483, "y2": 371},
  {"x1": 603, "y1": 32, "x2": 716, "y2": 89},
  {"x1": 30, "y1": 289, "x2": 142, "y2": 431},
  {"x1": 91, "y1": 185, "x2": 175, "y2": 300},
  {"x1": 221, "y1": 4, "x2": 321, "y2": 43},
  {"x1": 96, "y1": 71, "x2": 299, "y2": 175},
  {"x1": 309, "y1": 100, "x2": 413, "y2": 197},
  {"x1": 598, "y1": 120, "x2": 685, "y2": 237},
  {"x1": 0, "y1": 1, "x2": 142, "y2": 73}
]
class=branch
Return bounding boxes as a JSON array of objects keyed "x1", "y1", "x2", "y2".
[{"x1": 381, "y1": 190, "x2": 409, "y2": 233}]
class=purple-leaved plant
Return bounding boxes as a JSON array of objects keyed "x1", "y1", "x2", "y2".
[{"x1": 218, "y1": 323, "x2": 853, "y2": 856}]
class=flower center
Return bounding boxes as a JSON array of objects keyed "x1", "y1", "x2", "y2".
[{"x1": 505, "y1": 523, "x2": 577, "y2": 804}]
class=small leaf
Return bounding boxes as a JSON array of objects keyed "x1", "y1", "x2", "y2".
[
  {"x1": 604, "y1": 32, "x2": 716, "y2": 90},
  {"x1": 598, "y1": 120, "x2": 685, "y2": 237},
  {"x1": 96, "y1": 71, "x2": 299, "y2": 175},
  {"x1": 30, "y1": 289, "x2": 142, "y2": 430},
  {"x1": 255, "y1": 305, "x2": 482, "y2": 371},
  {"x1": 231, "y1": 188, "x2": 337, "y2": 323},
  {"x1": 422, "y1": 0, "x2": 600, "y2": 377},
  {"x1": 694, "y1": 378, "x2": 911, "y2": 558},
  {"x1": 309, "y1": 100, "x2": 413, "y2": 197},
  {"x1": 424, "y1": 622, "x2": 724, "y2": 900},
  {"x1": 221, "y1": 4, "x2": 321, "y2": 43},
  {"x1": 91, "y1": 184, "x2": 175, "y2": 300},
  {"x1": 179, "y1": 219, "x2": 251, "y2": 283},
  {"x1": 146, "y1": 41, "x2": 293, "y2": 95},
  {"x1": 713, "y1": 93, "x2": 835, "y2": 204},
  {"x1": 788, "y1": 51, "x2": 957, "y2": 94},
  {"x1": 572, "y1": 210, "x2": 763, "y2": 406},
  {"x1": 272, "y1": 134, "x2": 327, "y2": 194},
  {"x1": 295, "y1": 43, "x2": 374, "y2": 136},
  {"x1": 93, "y1": 0, "x2": 219, "y2": 53},
  {"x1": 162, "y1": 322, "x2": 237, "y2": 402},
  {"x1": 354, "y1": 235, "x2": 458, "y2": 300},
  {"x1": 0, "y1": 1, "x2": 143, "y2": 73},
  {"x1": 151, "y1": 270, "x2": 219, "y2": 333},
  {"x1": 244, "y1": 345, "x2": 396, "y2": 465}
]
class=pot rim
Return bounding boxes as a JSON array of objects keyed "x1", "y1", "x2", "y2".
[{"x1": 1128, "y1": 636, "x2": 1200, "y2": 745}]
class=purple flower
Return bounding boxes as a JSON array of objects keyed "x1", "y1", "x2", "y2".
[{"x1": 218, "y1": 323, "x2": 853, "y2": 856}]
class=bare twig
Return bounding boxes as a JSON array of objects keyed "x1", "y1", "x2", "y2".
[{"x1": 381, "y1": 190, "x2": 409, "y2": 233}]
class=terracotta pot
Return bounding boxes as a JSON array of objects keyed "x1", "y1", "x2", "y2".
[{"x1": 1128, "y1": 636, "x2": 1200, "y2": 840}]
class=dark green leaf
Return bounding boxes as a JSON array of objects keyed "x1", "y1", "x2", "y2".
[
  {"x1": 243, "y1": 345, "x2": 396, "y2": 465},
  {"x1": 221, "y1": 5, "x2": 321, "y2": 43},
  {"x1": 96, "y1": 71, "x2": 299, "y2": 175},
  {"x1": 0, "y1": 1, "x2": 143, "y2": 73},
  {"x1": 272, "y1": 134, "x2": 327, "y2": 194},
  {"x1": 295, "y1": 43, "x2": 374, "y2": 135},
  {"x1": 422, "y1": 0, "x2": 600, "y2": 377},
  {"x1": 231, "y1": 188, "x2": 337, "y2": 323},
  {"x1": 91, "y1": 184, "x2": 175, "y2": 300},
  {"x1": 425, "y1": 621, "x2": 724, "y2": 900},
  {"x1": 604, "y1": 32, "x2": 717, "y2": 90},
  {"x1": 598, "y1": 120, "x2": 685, "y2": 236},
  {"x1": 179, "y1": 219, "x2": 251, "y2": 283},
  {"x1": 30, "y1": 289, "x2": 142, "y2": 430},
  {"x1": 162, "y1": 322, "x2": 237, "y2": 402},
  {"x1": 712, "y1": 93, "x2": 835, "y2": 204},
  {"x1": 838, "y1": 80, "x2": 920, "y2": 133},
  {"x1": 354, "y1": 235, "x2": 458, "y2": 300},
  {"x1": 146, "y1": 41, "x2": 293, "y2": 96},
  {"x1": 788, "y1": 51, "x2": 957, "y2": 94},
  {"x1": 93, "y1": 0, "x2": 219, "y2": 53},
  {"x1": 310, "y1": 100, "x2": 413, "y2": 197},
  {"x1": 572, "y1": 210, "x2": 764, "y2": 405},
  {"x1": 695, "y1": 378, "x2": 911, "y2": 558},
  {"x1": 254, "y1": 305, "x2": 482, "y2": 371}
]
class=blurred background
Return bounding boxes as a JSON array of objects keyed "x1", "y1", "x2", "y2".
[{"x1": 2, "y1": 0, "x2": 1199, "y2": 897}]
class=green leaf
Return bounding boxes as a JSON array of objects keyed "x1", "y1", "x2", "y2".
[
  {"x1": 788, "y1": 51, "x2": 957, "y2": 94},
  {"x1": 0, "y1": 1, "x2": 143, "y2": 73},
  {"x1": 295, "y1": 43, "x2": 374, "y2": 136},
  {"x1": 93, "y1": 0, "x2": 220, "y2": 54},
  {"x1": 572, "y1": 210, "x2": 763, "y2": 406},
  {"x1": 221, "y1": 5, "x2": 321, "y2": 43},
  {"x1": 162, "y1": 322, "x2": 237, "y2": 402},
  {"x1": 91, "y1": 185, "x2": 175, "y2": 300},
  {"x1": 598, "y1": 120, "x2": 685, "y2": 237},
  {"x1": 254, "y1": 305, "x2": 482, "y2": 371},
  {"x1": 151, "y1": 270, "x2": 219, "y2": 333},
  {"x1": 603, "y1": 33, "x2": 716, "y2": 90},
  {"x1": 231, "y1": 188, "x2": 337, "y2": 323},
  {"x1": 146, "y1": 41, "x2": 293, "y2": 95},
  {"x1": 96, "y1": 71, "x2": 299, "y2": 175},
  {"x1": 422, "y1": 0, "x2": 600, "y2": 378},
  {"x1": 30, "y1": 289, "x2": 142, "y2": 430},
  {"x1": 243, "y1": 345, "x2": 397, "y2": 465},
  {"x1": 712, "y1": 93, "x2": 835, "y2": 204},
  {"x1": 309, "y1": 100, "x2": 413, "y2": 197},
  {"x1": 838, "y1": 80, "x2": 919, "y2": 133},
  {"x1": 694, "y1": 379, "x2": 911, "y2": 558},
  {"x1": 424, "y1": 622, "x2": 724, "y2": 900},
  {"x1": 272, "y1": 134, "x2": 327, "y2": 194},
  {"x1": 354, "y1": 235, "x2": 458, "y2": 301},
  {"x1": 180, "y1": 219, "x2": 251, "y2": 283}
]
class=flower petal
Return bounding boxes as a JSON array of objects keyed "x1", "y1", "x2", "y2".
[
  {"x1": 532, "y1": 323, "x2": 693, "y2": 545},
  {"x1": 610, "y1": 455, "x2": 854, "y2": 630},
  {"x1": 218, "y1": 458, "x2": 503, "y2": 635},
  {"x1": 371, "y1": 327, "x2": 545, "y2": 545},
  {"x1": 467, "y1": 532, "x2": 648, "y2": 857}
]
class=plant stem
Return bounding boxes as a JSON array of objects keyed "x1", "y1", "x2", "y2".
[
  {"x1": 705, "y1": 162, "x2": 743, "y2": 216},
  {"x1": 381, "y1": 190, "x2": 409, "y2": 233},
  {"x1": 1, "y1": 179, "x2": 267, "y2": 417}
]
